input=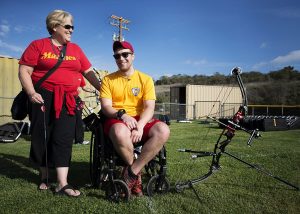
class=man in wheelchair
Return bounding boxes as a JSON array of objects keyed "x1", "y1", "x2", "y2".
[{"x1": 100, "y1": 41, "x2": 170, "y2": 196}]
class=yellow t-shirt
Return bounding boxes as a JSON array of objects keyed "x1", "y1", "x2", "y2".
[{"x1": 100, "y1": 70, "x2": 156, "y2": 116}]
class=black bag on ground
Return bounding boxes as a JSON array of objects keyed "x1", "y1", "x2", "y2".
[{"x1": 11, "y1": 89, "x2": 29, "y2": 120}]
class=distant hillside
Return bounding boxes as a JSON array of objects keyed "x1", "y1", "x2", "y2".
[
  {"x1": 154, "y1": 66, "x2": 300, "y2": 105},
  {"x1": 246, "y1": 80, "x2": 300, "y2": 105}
]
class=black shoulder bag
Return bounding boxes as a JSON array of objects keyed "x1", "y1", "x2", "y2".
[{"x1": 11, "y1": 45, "x2": 66, "y2": 120}]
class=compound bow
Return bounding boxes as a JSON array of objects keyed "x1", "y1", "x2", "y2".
[{"x1": 175, "y1": 67, "x2": 299, "y2": 201}]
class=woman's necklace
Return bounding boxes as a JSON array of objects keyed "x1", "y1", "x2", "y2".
[{"x1": 50, "y1": 37, "x2": 62, "y2": 56}]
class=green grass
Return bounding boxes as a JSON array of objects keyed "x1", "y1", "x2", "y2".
[{"x1": 0, "y1": 122, "x2": 299, "y2": 213}]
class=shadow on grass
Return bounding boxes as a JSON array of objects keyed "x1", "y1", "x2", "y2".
[
  {"x1": 169, "y1": 168, "x2": 298, "y2": 197},
  {"x1": 0, "y1": 152, "x2": 37, "y2": 184},
  {"x1": 68, "y1": 161, "x2": 93, "y2": 188},
  {"x1": 0, "y1": 152, "x2": 95, "y2": 190}
]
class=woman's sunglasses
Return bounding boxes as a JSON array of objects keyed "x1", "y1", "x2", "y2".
[
  {"x1": 113, "y1": 52, "x2": 133, "y2": 60},
  {"x1": 59, "y1": 24, "x2": 74, "y2": 30}
]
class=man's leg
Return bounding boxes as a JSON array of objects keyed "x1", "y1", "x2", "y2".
[
  {"x1": 131, "y1": 122, "x2": 170, "y2": 175},
  {"x1": 109, "y1": 123, "x2": 134, "y2": 165}
]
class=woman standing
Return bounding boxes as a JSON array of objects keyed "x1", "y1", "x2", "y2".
[{"x1": 18, "y1": 10, "x2": 101, "y2": 197}]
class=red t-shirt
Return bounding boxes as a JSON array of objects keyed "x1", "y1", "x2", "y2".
[
  {"x1": 19, "y1": 37, "x2": 91, "y2": 88},
  {"x1": 19, "y1": 37, "x2": 91, "y2": 118}
]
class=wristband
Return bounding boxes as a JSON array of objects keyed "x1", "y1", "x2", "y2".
[{"x1": 117, "y1": 109, "x2": 126, "y2": 120}]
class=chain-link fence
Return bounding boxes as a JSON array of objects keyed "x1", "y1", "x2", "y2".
[
  {"x1": 1, "y1": 96, "x2": 300, "y2": 124},
  {"x1": 154, "y1": 102, "x2": 300, "y2": 121},
  {"x1": 155, "y1": 103, "x2": 195, "y2": 120}
]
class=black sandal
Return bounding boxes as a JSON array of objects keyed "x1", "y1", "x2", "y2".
[{"x1": 55, "y1": 184, "x2": 81, "y2": 197}]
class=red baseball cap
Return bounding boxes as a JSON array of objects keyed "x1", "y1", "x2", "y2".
[{"x1": 113, "y1": 41, "x2": 134, "y2": 53}]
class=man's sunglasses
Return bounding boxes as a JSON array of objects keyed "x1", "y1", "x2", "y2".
[
  {"x1": 60, "y1": 24, "x2": 74, "y2": 30},
  {"x1": 113, "y1": 52, "x2": 133, "y2": 60}
]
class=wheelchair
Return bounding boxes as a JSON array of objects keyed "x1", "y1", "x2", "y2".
[{"x1": 84, "y1": 111, "x2": 170, "y2": 202}]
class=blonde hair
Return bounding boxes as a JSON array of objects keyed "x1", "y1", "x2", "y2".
[{"x1": 46, "y1": 10, "x2": 73, "y2": 35}]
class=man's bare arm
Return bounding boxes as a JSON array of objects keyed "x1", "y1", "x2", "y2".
[
  {"x1": 137, "y1": 100, "x2": 155, "y2": 129},
  {"x1": 100, "y1": 97, "x2": 117, "y2": 118}
]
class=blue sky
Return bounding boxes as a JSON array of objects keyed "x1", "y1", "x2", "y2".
[{"x1": 1, "y1": 0, "x2": 300, "y2": 80}]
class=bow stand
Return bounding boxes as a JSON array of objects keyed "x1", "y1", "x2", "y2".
[{"x1": 175, "y1": 67, "x2": 299, "y2": 201}]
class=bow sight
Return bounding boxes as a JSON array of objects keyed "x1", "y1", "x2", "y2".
[{"x1": 175, "y1": 67, "x2": 299, "y2": 202}]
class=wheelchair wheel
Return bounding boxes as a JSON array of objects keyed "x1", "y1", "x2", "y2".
[
  {"x1": 146, "y1": 175, "x2": 170, "y2": 197},
  {"x1": 90, "y1": 134, "x2": 100, "y2": 187},
  {"x1": 105, "y1": 179, "x2": 130, "y2": 202},
  {"x1": 90, "y1": 124, "x2": 105, "y2": 188}
]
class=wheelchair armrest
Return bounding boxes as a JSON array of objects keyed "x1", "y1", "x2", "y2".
[{"x1": 97, "y1": 110, "x2": 109, "y2": 124}]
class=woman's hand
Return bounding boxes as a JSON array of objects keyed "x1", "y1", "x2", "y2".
[{"x1": 29, "y1": 92, "x2": 44, "y2": 104}]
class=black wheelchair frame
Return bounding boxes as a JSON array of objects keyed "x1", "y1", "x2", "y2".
[{"x1": 84, "y1": 112, "x2": 170, "y2": 202}]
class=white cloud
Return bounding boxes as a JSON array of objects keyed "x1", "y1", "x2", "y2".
[
  {"x1": 271, "y1": 50, "x2": 300, "y2": 64},
  {"x1": 0, "y1": 24, "x2": 10, "y2": 37},
  {"x1": 184, "y1": 58, "x2": 238, "y2": 70},
  {"x1": 184, "y1": 59, "x2": 207, "y2": 66},
  {"x1": 252, "y1": 61, "x2": 268, "y2": 70},
  {"x1": 0, "y1": 39, "x2": 23, "y2": 53},
  {"x1": 14, "y1": 26, "x2": 25, "y2": 33},
  {"x1": 252, "y1": 50, "x2": 300, "y2": 70}
]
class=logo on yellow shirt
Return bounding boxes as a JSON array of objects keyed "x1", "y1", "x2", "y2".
[{"x1": 132, "y1": 87, "x2": 140, "y2": 96}]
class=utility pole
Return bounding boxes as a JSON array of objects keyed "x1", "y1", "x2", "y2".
[{"x1": 110, "y1": 15, "x2": 130, "y2": 41}]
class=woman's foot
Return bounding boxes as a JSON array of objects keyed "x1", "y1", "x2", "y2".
[
  {"x1": 55, "y1": 184, "x2": 81, "y2": 197},
  {"x1": 38, "y1": 179, "x2": 50, "y2": 190},
  {"x1": 39, "y1": 167, "x2": 49, "y2": 190}
]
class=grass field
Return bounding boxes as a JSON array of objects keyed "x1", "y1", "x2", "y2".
[{"x1": 0, "y1": 121, "x2": 299, "y2": 214}]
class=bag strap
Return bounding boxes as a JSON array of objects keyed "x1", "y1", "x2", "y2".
[{"x1": 34, "y1": 44, "x2": 67, "y2": 89}]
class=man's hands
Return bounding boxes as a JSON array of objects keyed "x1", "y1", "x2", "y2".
[
  {"x1": 131, "y1": 127, "x2": 143, "y2": 144},
  {"x1": 121, "y1": 114, "x2": 144, "y2": 143},
  {"x1": 121, "y1": 114, "x2": 137, "y2": 130}
]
